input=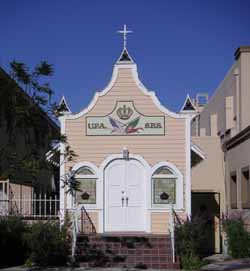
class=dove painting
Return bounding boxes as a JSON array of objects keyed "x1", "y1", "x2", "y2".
[
  {"x1": 109, "y1": 116, "x2": 143, "y2": 135},
  {"x1": 109, "y1": 116, "x2": 126, "y2": 134}
]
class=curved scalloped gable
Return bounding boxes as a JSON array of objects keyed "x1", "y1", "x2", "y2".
[{"x1": 63, "y1": 63, "x2": 190, "y2": 176}]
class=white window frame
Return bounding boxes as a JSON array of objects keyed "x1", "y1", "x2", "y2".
[
  {"x1": 151, "y1": 162, "x2": 184, "y2": 210},
  {"x1": 72, "y1": 162, "x2": 99, "y2": 209}
]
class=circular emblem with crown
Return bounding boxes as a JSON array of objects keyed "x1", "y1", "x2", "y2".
[{"x1": 116, "y1": 105, "x2": 133, "y2": 120}]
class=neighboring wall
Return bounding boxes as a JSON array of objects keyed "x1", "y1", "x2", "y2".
[
  {"x1": 192, "y1": 136, "x2": 225, "y2": 212},
  {"x1": 226, "y1": 136, "x2": 250, "y2": 212},
  {"x1": 239, "y1": 49, "x2": 250, "y2": 130},
  {"x1": 192, "y1": 47, "x2": 250, "y2": 139},
  {"x1": 192, "y1": 63, "x2": 238, "y2": 137},
  {"x1": 191, "y1": 47, "x2": 250, "y2": 216}
]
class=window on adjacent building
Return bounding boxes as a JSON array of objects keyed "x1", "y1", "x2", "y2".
[
  {"x1": 241, "y1": 167, "x2": 250, "y2": 209},
  {"x1": 75, "y1": 167, "x2": 97, "y2": 204},
  {"x1": 230, "y1": 172, "x2": 237, "y2": 209},
  {"x1": 152, "y1": 166, "x2": 176, "y2": 205}
]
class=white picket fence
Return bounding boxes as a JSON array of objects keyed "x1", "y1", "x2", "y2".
[{"x1": 0, "y1": 193, "x2": 60, "y2": 219}]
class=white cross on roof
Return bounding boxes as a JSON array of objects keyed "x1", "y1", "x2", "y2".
[{"x1": 117, "y1": 24, "x2": 133, "y2": 49}]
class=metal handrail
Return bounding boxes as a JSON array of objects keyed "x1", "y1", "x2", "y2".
[
  {"x1": 173, "y1": 208, "x2": 183, "y2": 225},
  {"x1": 71, "y1": 208, "x2": 79, "y2": 262},
  {"x1": 168, "y1": 204, "x2": 175, "y2": 263},
  {"x1": 70, "y1": 205, "x2": 96, "y2": 262},
  {"x1": 80, "y1": 205, "x2": 96, "y2": 234}
]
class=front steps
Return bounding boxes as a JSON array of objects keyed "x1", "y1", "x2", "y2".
[{"x1": 76, "y1": 234, "x2": 180, "y2": 269}]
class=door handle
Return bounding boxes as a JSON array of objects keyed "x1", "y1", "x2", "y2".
[
  {"x1": 126, "y1": 197, "x2": 129, "y2": 206},
  {"x1": 121, "y1": 197, "x2": 124, "y2": 207}
]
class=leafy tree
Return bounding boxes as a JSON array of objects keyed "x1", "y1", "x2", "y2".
[{"x1": 0, "y1": 61, "x2": 76, "y2": 188}]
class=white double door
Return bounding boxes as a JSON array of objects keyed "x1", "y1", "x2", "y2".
[{"x1": 105, "y1": 159, "x2": 146, "y2": 232}]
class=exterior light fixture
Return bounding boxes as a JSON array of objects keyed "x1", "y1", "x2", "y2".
[{"x1": 123, "y1": 147, "x2": 129, "y2": 160}]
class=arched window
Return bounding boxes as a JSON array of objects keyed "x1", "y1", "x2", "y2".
[
  {"x1": 75, "y1": 166, "x2": 97, "y2": 204},
  {"x1": 152, "y1": 166, "x2": 177, "y2": 205}
]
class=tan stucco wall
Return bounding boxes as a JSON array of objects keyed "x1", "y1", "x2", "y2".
[
  {"x1": 226, "y1": 137, "x2": 250, "y2": 211},
  {"x1": 192, "y1": 50, "x2": 250, "y2": 138},
  {"x1": 191, "y1": 136, "x2": 225, "y2": 213},
  {"x1": 192, "y1": 63, "x2": 238, "y2": 137},
  {"x1": 191, "y1": 49, "x2": 250, "y2": 215},
  {"x1": 240, "y1": 51, "x2": 250, "y2": 130}
]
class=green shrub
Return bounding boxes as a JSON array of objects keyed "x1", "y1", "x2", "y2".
[
  {"x1": 0, "y1": 216, "x2": 28, "y2": 267},
  {"x1": 175, "y1": 215, "x2": 208, "y2": 270},
  {"x1": 223, "y1": 218, "x2": 250, "y2": 258},
  {"x1": 181, "y1": 255, "x2": 208, "y2": 270},
  {"x1": 25, "y1": 221, "x2": 70, "y2": 266}
]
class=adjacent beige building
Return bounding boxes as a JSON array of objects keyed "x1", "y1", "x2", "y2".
[{"x1": 185, "y1": 46, "x2": 250, "y2": 253}]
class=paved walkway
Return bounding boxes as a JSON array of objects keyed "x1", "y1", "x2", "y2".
[
  {"x1": 0, "y1": 268, "x2": 181, "y2": 271},
  {"x1": 2, "y1": 260, "x2": 250, "y2": 271},
  {"x1": 201, "y1": 258, "x2": 250, "y2": 270}
]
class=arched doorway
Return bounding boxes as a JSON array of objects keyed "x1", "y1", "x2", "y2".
[{"x1": 104, "y1": 158, "x2": 147, "y2": 232}]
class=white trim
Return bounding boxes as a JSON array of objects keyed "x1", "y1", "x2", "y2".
[
  {"x1": 185, "y1": 116, "x2": 192, "y2": 216},
  {"x1": 191, "y1": 142, "x2": 206, "y2": 160},
  {"x1": 99, "y1": 153, "x2": 151, "y2": 233},
  {"x1": 59, "y1": 116, "x2": 66, "y2": 224},
  {"x1": 99, "y1": 153, "x2": 151, "y2": 173},
  {"x1": 151, "y1": 161, "x2": 184, "y2": 210},
  {"x1": 59, "y1": 95, "x2": 71, "y2": 114},
  {"x1": 180, "y1": 94, "x2": 197, "y2": 113},
  {"x1": 72, "y1": 161, "x2": 99, "y2": 176},
  {"x1": 117, "y1": 48, "x2": 134, "y2": 63},
  {"x1": 72, "y1": 162, "x2": 101, "y2": 210},
  {"x1": 63, "y1": 64, "x2": 187, "y2": 120}
]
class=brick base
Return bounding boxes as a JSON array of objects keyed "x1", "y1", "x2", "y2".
[{"x1": 76, "y1": 234, "x2": 180, "y2": 269}]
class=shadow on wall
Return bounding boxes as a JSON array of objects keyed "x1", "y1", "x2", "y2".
[{"x1": 192, "y1": 192, "x2": 220, "y2": 256}]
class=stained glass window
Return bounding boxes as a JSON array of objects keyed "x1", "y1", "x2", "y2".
[
  {"x1": 76, "y1": 167, "x2": 94, "y2": 175},
  {"x1": 152, "y1": 166, "x2": 176, "y2": 205},
  {"x1": 154, "y1": 167, "x2": 173, "y2": 175},
  {"x1": 76, "y1": 178, "x2": 96, "y2": 204},
  {"x1": 153, "y1": 178, "x2": 176, "y2": 204},
  {"x1": 75, "y1": 166, "x2": 96, "y2": 204}
]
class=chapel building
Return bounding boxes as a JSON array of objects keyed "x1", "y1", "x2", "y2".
[{"x1": 59, "y1": 47, "x2": 194, "y2": 234}]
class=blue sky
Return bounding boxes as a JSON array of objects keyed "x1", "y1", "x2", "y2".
[{"x1": 1, "y1": 0, "x2": 250, "y2": 113}]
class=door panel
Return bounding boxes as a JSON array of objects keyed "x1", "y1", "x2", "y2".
[
  {"x1": 105, "y1": 159, "x2": 146, "y2": 232},
  {"x1": 125, "y1": 160, "x2": 145, "y2": 231},
  {"x1": 105, "y1": 160, "x2": 125, "y2": 231}
]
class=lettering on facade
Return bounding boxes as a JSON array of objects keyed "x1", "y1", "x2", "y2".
[{"x1": 86, "y1": 101, "x2": 165, "y2": 136}]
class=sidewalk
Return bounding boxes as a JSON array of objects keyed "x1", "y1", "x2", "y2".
[
  {"x1": 201, "y1": 258, "x2": 250, "y2": 271},
  {"x1": 2, "y1": 261, "x2": 250, "y2": 271},
  {"x1": 0, "y1": 268, "x2": 182, "y2": 271}
]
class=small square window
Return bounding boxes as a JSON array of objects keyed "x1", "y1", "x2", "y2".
[{"x1": 153, "y1": 178, "x2": 176, "y2": 204}]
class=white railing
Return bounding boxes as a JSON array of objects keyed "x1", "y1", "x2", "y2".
[
  {"x1": 169, "y1": 204, "x2": 175, "y2": 263},
  {"x1": 0, "y1": 180, "x2": 9, "y2": 216},
  {"x1": 70, "y1": 207, "x2": 80, "y2": 262},
  {"x1": 0, "y1": 193, "x2": 60, "y2": 218}
]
